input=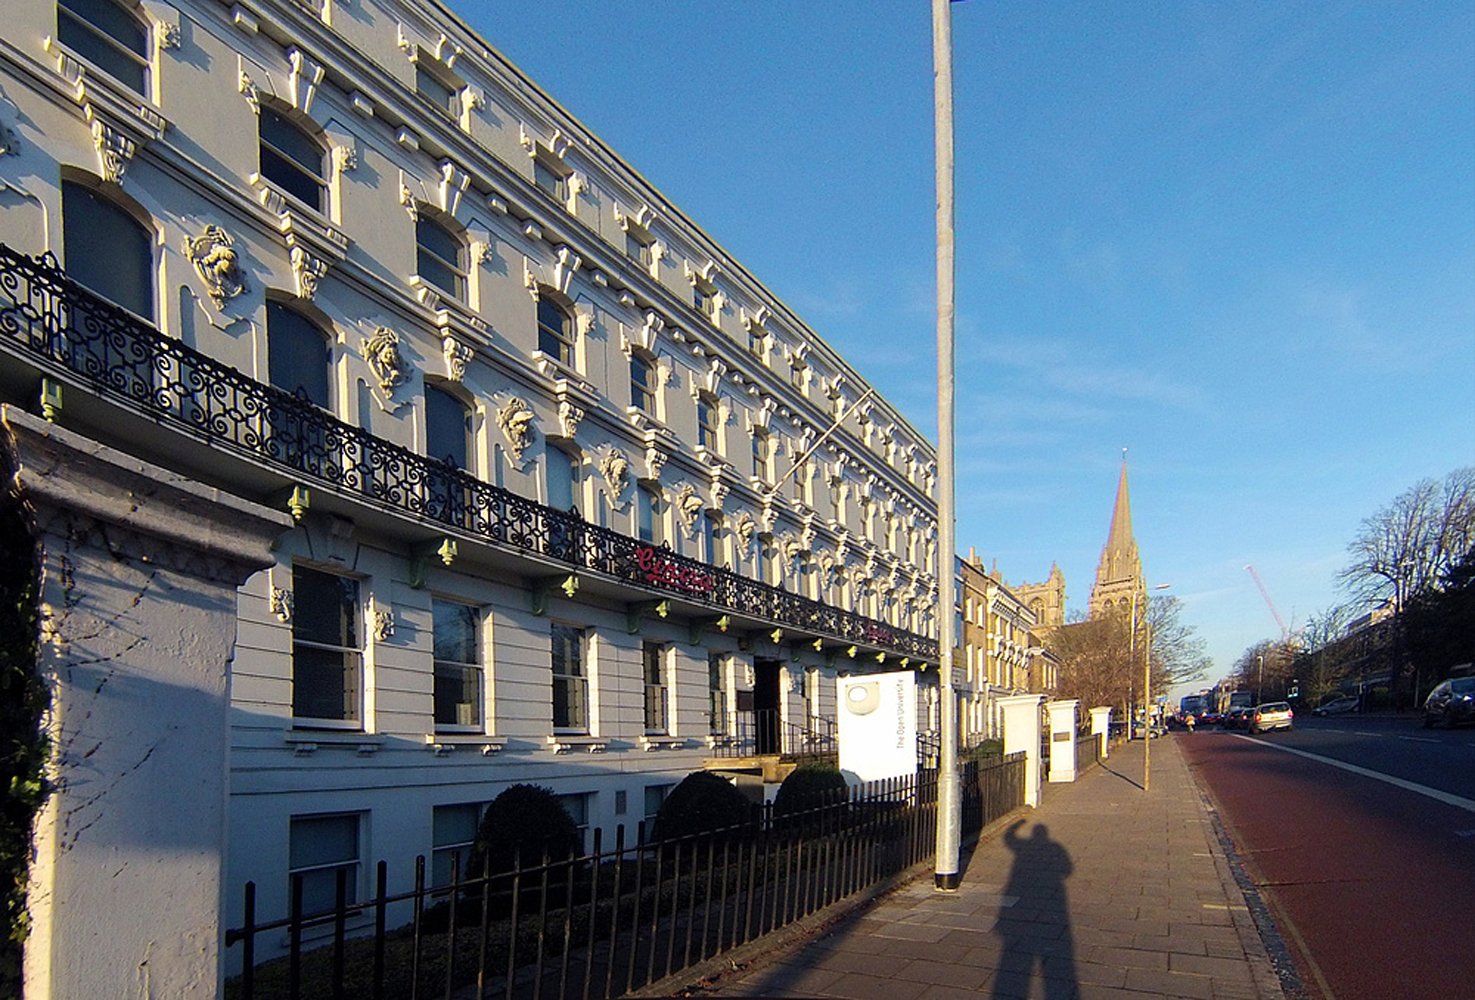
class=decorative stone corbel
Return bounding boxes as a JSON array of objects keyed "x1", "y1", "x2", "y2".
[
  {"x1": 644, "y1": 447, "x2": 668, "y2": 481},
  {"x1": 239, "y1": 64, "x2": 260, "y2": 114},
  {"x1": 370, "y1": 600, "x2": 394, "y2": 642},
  {"x1": 183, "y1": 225, "x2": 246, "y2": 308},
  {"x1": 333, "y1": 144, "x2": 358, "y2": 173},
  {"x1": 554, "y1": 245, "x2": 581, "y2": 296},
  {"x1": 599, "y1": 449, "x2": 630, "y2": 504},
  {"x1": 674, "y1": 482, "x2": 703, "y2": 534},
  {"x1": 558, "y1": 401, "x2": 584, "y2": 438},
  {"x1": 270, "y1": 587, "x2": 293, "y2": 623},
  {"x1": 399, "y1": 173, "x2": 419, "y2": 221},
  {"x1": 496, "y1": 397, "x2": 535, "y2": 460},
  {"x1": 288, "y1": 48, "x2": 324, "y2": 113},
  {"x1": 532, "y1": 574, "x2": 579, "y2": 615},
  {"x1": 409, "y1": 538, "x2": 457, "y2": 589},
  {"x1": 363, "y1": 326, "x2": 412, "y2": 399},
  {"x1": 439, "y1": 159, "x2": 470, "y2": 217},
  {"x1": 290, "y1": 247, "x2": 328, "y2": 301},
  {"x1": 440, "y1": 336, "x2": 473, "y2": 382},
  {"x1": 91, "y1": 119, "x2": 135, "y2": 184}
]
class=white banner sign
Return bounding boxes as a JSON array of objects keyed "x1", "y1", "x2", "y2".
[{"x1": 836, "y1": 670, "x2": 917, "y2": 784}]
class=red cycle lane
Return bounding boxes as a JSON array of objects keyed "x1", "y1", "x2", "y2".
[{"x1": 1178, "y1": 732, "x2": 1475, "y2": 1000}]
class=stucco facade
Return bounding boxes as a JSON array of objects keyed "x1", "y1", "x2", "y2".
[{"x1": 0, "y1": 0, "x2": 938, "y2": 991}]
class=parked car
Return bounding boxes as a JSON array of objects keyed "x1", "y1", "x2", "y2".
[
  {"x1": 1200, "y1": 711, "x2": 1223, "y2": 727},
  {"x1": 1313, "y1": 696, "x2": 1359, "y2": 716},
  {"x1": 1423, "y1": 677, "x2": 1475, "y2": 728},
  {"x1": 1250, "y1": 702, "x2": 1294, "y2": 734}
]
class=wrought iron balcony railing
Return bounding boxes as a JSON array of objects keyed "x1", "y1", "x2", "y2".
[{"x1": 0, "y1": 246, "x2": 937, "y2": 662}]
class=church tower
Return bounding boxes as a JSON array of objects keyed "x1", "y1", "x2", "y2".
[{"x1": 1088, "y1": 457, "x2": 1145, "y2": 618}]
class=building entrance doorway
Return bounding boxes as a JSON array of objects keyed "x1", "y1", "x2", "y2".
[{"x1": 753, "y1": 657, "x2": 782, "y2": 754}]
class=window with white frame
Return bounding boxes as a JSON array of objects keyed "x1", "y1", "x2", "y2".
[
  {"x1": 550, "y1": 623, "x2": 588, "y2": 733},
  {"x1": 291, "y1": 566, "x2": 362, "y2": 726},
  {"x1": 56, "y1": 0, "x2": 148, "y2": 95},
  {"x1": 707, "y1": 651, "x2": 727, "y2": 735},
  {"x1": 425, "y1": 384, "x2": 471, "y2": 469},
  {"x1": 416, "y1": 215, "x2": 467, "y2": 301},
  {"x1": 626, "y1": 228, "x2": 654, "y2": 270},
  {"x1": 431, "y1": 802, "x2": 482, "y2": 887},
  {"x1": 536, "y1": 296, "x2": 575, "y2": 367},
  {"x1": 432, "y1": 598, "x2": 482, "y2": 731},
  {"x1": 751, "y1": 430, "x2": 771, "y2": 483},
  {"x1": 288, "y1": 812, "x2": 361, "y2": 916},
  {"x1": 636, "y1": 486, "x2": 663, "y2": 545},
  {"x1": 703, "y1": 515, "x2": 721, "y2": 566},
  {"x1": 629, "y1": 354, "x2": 656, "y2": 415},
  {"x1": 62, "y1": 179, "x2": 153, "y2": 322},
  {"x1": 694, "y1": 284, "x2": 718, "y2": 323},
  {"x1": 267, "y1": 302, "x2": 332, "y2": 410},
  {"x1": 546, "y1": 443, "x2": 578, "y2": 511},
  {"x1": 696, "y1": 394, "x2": 720, "y2": 452},
  {"x1": 534, "y1": 154, "x2": 570, "y2": 205},
  {"x1": 415, "y1": 61, "x2": 459, "y2": 118},
  {"x1": 259, "y1": 106, "x2": 327, "y2": 212},
  {"x1": 642, "y1": 641, "x2": 668, "y2": 734}
]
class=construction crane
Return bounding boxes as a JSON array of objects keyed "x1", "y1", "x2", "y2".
[{"x1": 1244, "y1": 564, "x2": 1290, "y2": 641}]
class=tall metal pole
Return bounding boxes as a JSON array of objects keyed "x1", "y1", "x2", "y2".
[
  {"x1": 932, "y1": 0, "x2": 961, "y2": 892},
  {"x1": 1144, "y1": 583, "x2": 1170, "y2": 792}
]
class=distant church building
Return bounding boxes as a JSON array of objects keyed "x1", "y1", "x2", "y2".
[
  {"x1": 1088, "y1": 459, "x2": 1146, "y2": 618},
  {"x1": 1012, "y1": 563, "x2": 1066, "y2": 631}
]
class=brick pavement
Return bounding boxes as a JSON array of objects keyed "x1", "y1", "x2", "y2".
[{"x1": 691, "y1": 736, "x2": 1285, "y2": 1000}]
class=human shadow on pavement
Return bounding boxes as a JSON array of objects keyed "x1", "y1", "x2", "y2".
[{"x1": 989, "y1": 819, "x2": 1078, "y2": 1000}]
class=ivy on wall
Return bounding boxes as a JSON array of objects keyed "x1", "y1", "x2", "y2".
[{"x1": 0, "y1": 455, "x2": 46, "y2": 996}]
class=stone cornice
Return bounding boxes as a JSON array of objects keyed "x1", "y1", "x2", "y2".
[{"x1": 2, "y1": 407, "x2": 292, "y2": 586}]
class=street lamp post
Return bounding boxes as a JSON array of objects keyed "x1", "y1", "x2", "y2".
[
  {"x1": 931, "y1": 0, "x2": 961, "y2": 892},
  {"x1": 1143, "y1": 583, "x2": 1170, "y2": 792}
]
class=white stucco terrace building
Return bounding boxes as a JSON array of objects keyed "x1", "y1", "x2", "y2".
[{"x1": 0, "y1": 0, "x2": 939, "y2": 992}]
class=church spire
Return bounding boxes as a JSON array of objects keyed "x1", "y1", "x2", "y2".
[{"x1": 1089, "y1": 453, "x2": 1145, "y2": 618}]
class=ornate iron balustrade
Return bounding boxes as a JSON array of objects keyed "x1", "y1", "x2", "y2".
[{"x1": 0, "y1": 246, "x2": 938, "y2": 661}]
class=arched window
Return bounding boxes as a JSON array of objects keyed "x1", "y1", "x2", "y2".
[
  {"x1": 696, "y1": 394, "x2": 719, "y2": 451},
  {"x1": 57, "y1": 0, "x2": 148, "y2": 94},
  {"x1": 637, "y1": 485, "x2": 663, "y2": 545},
  {"x1": 62, "y1": 178, "x2": 153, "y2": 321},
  {"x1": 416, "y1": 215, "x2": 466, "y2": 300},
  {"x1": 266, "y1": 301, "x2": 331, "y2": 408},
  {"x1": 259, "y1": 106, "x2": 326, "y2": 211},
  {"x1": 629, "y1": 354, "x2": 655, "y2": 414},
  {"x1": 425, "y1": 384, "x2": 470, "y2": 469},
  {"x1": 536, "y1": 296, "x2": 574, "y2": 366},
  {"x1": 546, "y1": 443, "x2": 578, "y2": 511}
]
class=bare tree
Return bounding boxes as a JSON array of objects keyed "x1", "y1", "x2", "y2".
[
  {"x1": 1046, "y1": 596, "x2": 1207, "y2": 717},
  {"x1": 1339, "y1": 466, "x2": 1475, "y2": 611}
]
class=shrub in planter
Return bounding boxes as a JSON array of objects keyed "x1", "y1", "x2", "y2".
[
  {"x1": 772, "y1": 763, "x2": 848, "y2": 824},
  {"x1": 651, "y1": 771, "x2": 751, "y2": 843}
]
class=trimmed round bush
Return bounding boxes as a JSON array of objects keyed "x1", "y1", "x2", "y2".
[
  {"x1": 651, "y1": 771, "x2": 752, "y2": 842},
  {"x1": 473, "y1": 784, "x2": 580, "y2": 874},
  {"x1": 772, "y1": 763, "x2": 848, "y2": 819}
]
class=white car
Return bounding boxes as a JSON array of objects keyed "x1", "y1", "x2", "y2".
[{"x1": 1250, "y1": 702, "x2": 1294, "y2": 734}]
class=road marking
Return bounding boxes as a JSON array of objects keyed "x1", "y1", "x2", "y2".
[
  {"x1": 1230, "y1": 735, "x2": 1475, "y2": 814},
  {"x1": 1456, "y1": 830, "x2": 1475, "y2": 838},
  {"x1": 1353, "y1": 731, "x2": 1381, "y2": 737},
  {"x1": 1398, "y1": 736, "x2": 1440, "y2": 744}
]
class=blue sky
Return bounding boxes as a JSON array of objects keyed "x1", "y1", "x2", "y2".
[{"x1": 465, "y1": 2, "x2": 1475, "y2": 693}]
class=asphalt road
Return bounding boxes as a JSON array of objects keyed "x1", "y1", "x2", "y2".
[{"x1": 1178, "y1": 719, "x2": 1475, "y2": 1000}]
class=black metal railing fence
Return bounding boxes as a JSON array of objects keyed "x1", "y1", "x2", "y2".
[
  {"x1": 706, "y1": 709, "x2": 837, "y2": 761},
  {"x1": 0, "y1": 245, "x2": 937, "y2": 663},
  {"x1": 225, "y1": 755, "x2": 1025, "y2": 1000}
]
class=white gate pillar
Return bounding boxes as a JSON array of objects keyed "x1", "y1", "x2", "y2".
[
  {"x1": 1090, "y1": 706, "x2": 1114, "y2": 760},
  {"x1": 7, "y1": 409, "x2": 290, "y2": 999},
  {"x1": 1046, "y1": 699, "x2": 1082, "y2": 782},
  {"x1": 997, "y1": 694, "x2": 1045, "y2": 807}
]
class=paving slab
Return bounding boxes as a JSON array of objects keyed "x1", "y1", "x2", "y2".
[{"x1": 687, "y1": 737, "x2": 1286, "y2": 999}]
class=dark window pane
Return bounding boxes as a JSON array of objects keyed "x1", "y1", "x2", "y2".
[
  {"x1": 62, "y1": 180, "x2": 153, "y2": 321},
  {"x1": 260, "y1": 109, "x2": 323, "y2": 174},
  {"x1": 432, "y1": 600, "x2": 478, "y2": 663},
  {"x1": 425, "y1": 386, "x2": 468, "y2": 468},
  {"x1": 417, "y1": 65, "x2": 456, "y2": 114},
  {"x1": 291, "y1": 644, "x2": 358, "y2": 720},
  {"x1": 537, "y1": 299, "x2": 572, "y2": 363},
  {"x1": 267, "y1": 302, "x2": 331, "y2": 408},
  {"x1": 434, "y1": 663, "x2": 481, "y2": 727},
  {"x1": 293, "y1": 567, "x2": 357, "y2": 646},
  {"x1": 57, "y1": 0, "x2": 147, "y2": 93}
]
